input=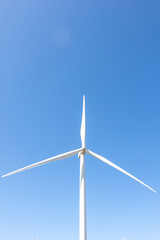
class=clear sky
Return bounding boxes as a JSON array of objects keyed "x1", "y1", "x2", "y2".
[{"x1": 0, "y1": 1, "x2": 160, "y2": 240}]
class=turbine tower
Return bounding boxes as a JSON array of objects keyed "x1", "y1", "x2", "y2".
[{"x1": 2, "y1": 96, "x2": 156, "y2": 240}]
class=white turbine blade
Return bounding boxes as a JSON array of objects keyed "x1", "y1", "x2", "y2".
[
  {"x1": 86, "y1": 149, "x2": 156, "y2": 193},
  {"x1": 80, "y1": 95, "x2": 86, "y2": 147},
  {"x1": 2, "y1": 148, "x2": 82, "y2": 178}
]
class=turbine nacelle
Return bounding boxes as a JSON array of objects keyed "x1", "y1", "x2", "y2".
[{"x1": 78, "y1": 147, "x2": 86, "y2": 158}]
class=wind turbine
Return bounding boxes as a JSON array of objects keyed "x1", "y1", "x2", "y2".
[{"x1": 2, "y1": 96, "x2": 156, "y2": 240}]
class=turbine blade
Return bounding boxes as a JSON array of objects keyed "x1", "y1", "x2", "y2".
[
  {"x1": 2, "y1": 148, "x2": 82, "y2": 178},
  {"x1": 86, "y1": 149, "x2": 156, "y2": 193},
  {"x1": 80, "y1": 95, "x2": 86, "y2": 147}
]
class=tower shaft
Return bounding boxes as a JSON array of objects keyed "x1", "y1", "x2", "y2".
[{"x1": 79, "y1": 152, "x2": 87, "y2": 240}]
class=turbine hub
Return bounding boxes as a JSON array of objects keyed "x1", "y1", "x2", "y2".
[{"x1": 78, "y1": 147, "x2": 86, "y2": 157}]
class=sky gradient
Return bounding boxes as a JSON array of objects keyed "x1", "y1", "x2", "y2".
[{"x1": 0, "y1": 1, "x2": 160, "y2": 239}]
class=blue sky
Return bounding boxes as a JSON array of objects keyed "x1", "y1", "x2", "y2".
[{"x1": 0, "y1": 0, "x2": 160, "y2": 239}]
